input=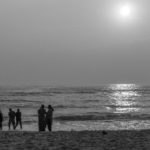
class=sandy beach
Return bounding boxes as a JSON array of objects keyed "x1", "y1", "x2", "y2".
[{"x1": 0, "y1": 130, "x2": 150, "y2": 150}]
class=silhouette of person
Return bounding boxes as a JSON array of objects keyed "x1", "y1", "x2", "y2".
[
  {"x1": 38, "y1": 105, "x2": 46, "y2": 131},
  {"x1": 46, "y1": 105, "x2": 54, "y2": 131},
  {"x1": 15, "y1": 109, "x2": 22, "y2": 129},
  {"x1": 8, "y1": 108, "x2": 16, "y2": 130},
  {"x1": 0, "y1": 110, "x2": 3, "y2": 130}
]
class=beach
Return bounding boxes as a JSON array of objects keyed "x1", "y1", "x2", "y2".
[
  {"x1": 1, "y1": 85, "x2": 150, "y2": 149},
  {"x1": 1, "y1": 130, "x2": 150, "y2": 150}
]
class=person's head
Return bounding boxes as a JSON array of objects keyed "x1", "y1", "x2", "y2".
[
  {"x1": 9, "y1": 108, "x2": 12, "y2": 112},
  {"x1": 41, "y1": 105, "x2": 45, "y2": 109},
  {"x1": 17, "y1": 109, "x2": 20, "y2": 112},
  {"x1": 48, "y1": 105, "x2": 52, "y2": 109}
]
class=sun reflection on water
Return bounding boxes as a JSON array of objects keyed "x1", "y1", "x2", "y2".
[
  {"x1": 109, "y1": 84, "x2": 141, "y2": 113},
  {"x1": 110, "y1": 84, "x2": 137, "y2": 90}
]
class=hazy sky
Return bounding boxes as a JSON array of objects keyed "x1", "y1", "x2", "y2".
[{"x1": 0, "y1": 0, "x2": 150, "y2": 86}]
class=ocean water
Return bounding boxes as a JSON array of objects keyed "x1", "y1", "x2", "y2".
[{"x1": 1, "y1": 84, "x2": 150, "y2": 131}]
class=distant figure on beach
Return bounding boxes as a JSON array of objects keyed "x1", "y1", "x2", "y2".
[
  {"x1": 0, "y1": 110, "x2": 3, "y2": 130},
  {"x1": 8, "y1": 108, "x2": 16, "y2": 130},
  {"x1": 38, "y1": 105, "x2": 46, "y2": 131},
  {"x1": 15, "y1": 109, "x2": 22, "y2": 129},
  {"x1": 46, "y1": 105, "x2": 54, "y2": 131}
]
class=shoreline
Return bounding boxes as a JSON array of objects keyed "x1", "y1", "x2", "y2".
[{"x1": 1, "y1": 130, "x2": 150, "y2": 150}]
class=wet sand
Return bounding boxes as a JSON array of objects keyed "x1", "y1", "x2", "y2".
[{"x1": 0, "y1": 130, "x2": 150, "y2": 150}]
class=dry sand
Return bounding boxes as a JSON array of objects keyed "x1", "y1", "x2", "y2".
[{"x1": 0, "y1": 130, "x2": 150, "y2": 150}]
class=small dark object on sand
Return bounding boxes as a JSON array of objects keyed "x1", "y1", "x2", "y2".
[{"x1": 102, "y1": 130, "x2": 107, "y2": 135}]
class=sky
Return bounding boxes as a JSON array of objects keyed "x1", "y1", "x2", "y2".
[{"x1": 0, "y1": 0, "x2": 150, "y2": 86}]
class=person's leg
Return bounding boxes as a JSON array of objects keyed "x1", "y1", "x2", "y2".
[
  {"x1": 1, "y1": 122, "x2": 2, "y2": 130},
  {"x1": 41, "y1": 121, "x2": 45, "y2": 131},
  {"x1": 48, "y1": 124, "x2": 51, "y2": 131},
  {"x1": 12, "y1": 120, "x2": 15, "y2": 130},
  {"x1": 39, "y1": 120, "x2": 43, "y2": 131},
  {"x1": 15, "y1": 120, "x2": 18, "y2": 129},
  {"x1": 38, "y1": 122, "x2": 40, "y2": 131},
  {"x1": 48, "y1": 120, "x2": 52, "y2": 131},
  {"x1": 0, "y1": 122, "x2": 1, "y2": 130},
  {"x1": 8, "y1": 120, "x2": 11, "y2": 130},
  {"x1": 39, "y1": 119, "x2": 46, "y2": 131},
  {"x1": 19, "y1": 120, "x2": 22, "y2": 129},
  {"x1": 44, "y1": 120, "x2": 46, "y2": 131}
]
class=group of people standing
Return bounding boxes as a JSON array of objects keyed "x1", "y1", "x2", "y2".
[
  {"x1": 0, "y1": 108, "x2": 22, "y2": 130},
  {"x1": 38, "y1": 105, "x2": 54, "y2": 131},
  {"x1": 0, "y1": 104, "x2": 54, "y2": 131}
]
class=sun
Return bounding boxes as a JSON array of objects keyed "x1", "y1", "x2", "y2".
[
  {"x1": 120, "y1": 5, "x2": 131, "y2": 17},
  {"x1": 113, "y1": 2, "x2": 136, "y2": 24}
]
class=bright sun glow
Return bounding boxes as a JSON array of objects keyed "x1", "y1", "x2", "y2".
[
  {"x1": 113, "y1": 3, "x2": 136, "y2": 23},
  {"x1": 120, "y1": 5, "x2": 131, "y2": 17}
]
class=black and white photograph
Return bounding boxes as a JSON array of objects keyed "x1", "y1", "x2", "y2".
[{"x1": 0, "y1": 0, "x2": 150, "y2": 149}]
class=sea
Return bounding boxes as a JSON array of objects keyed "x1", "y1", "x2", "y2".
[{"x1": 1, "y1": 84, "x2": 150, "y2": 131}]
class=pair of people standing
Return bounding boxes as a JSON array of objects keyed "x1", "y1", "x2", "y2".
[
  {"x1": 38, "y1": 105, "x2": 54, "y2": 131},
  {"x1": 8, "y1": 108, "x2": 22, "y2": 130}
]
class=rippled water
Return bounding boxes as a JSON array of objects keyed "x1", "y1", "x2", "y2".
[{"x1": 1, "y1": 84, "x2": 150, "y2": 131}]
